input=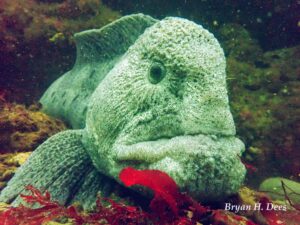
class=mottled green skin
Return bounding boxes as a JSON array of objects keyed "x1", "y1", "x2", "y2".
[
  {"x1": 83, "y1": 17, "x2": 246, "y2": 200},
  {"x1": 40, "y1": 14, "x2": 157, "y2": 128},
  {"x1": 0, "y1": 14, "x2": 246, "y2": 206}
]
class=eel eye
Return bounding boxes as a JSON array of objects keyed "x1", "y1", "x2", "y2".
[{"x1": 148, "y1": 62, "x2": 166, "y2": 84}]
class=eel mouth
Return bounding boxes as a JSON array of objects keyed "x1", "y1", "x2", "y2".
[
  {"x1": 113, "y1": 133, "x2": 239, "y2": 164},
  {"x1": 112, "y1": 110, "x2": 239, "y2": 164}
]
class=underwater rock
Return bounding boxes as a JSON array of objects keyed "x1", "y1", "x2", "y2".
[
  {"x1": 0, "y1": 102, "x2": 66, "y2": 153},
  {"x1": 0, "y1": 14, "x2": 246, "y2": 207},
  {"x1": 259, "y1": 177, "x2": 300, "y2": 204},
  {"x1": 0, "y1": 152, "x2": 31, "y2": 191},
  {"x1": 43, "y1": 222, "x2": 72, "y2": 225},
  {"x1": 226, "y1": 44, "x2": 300, "y2": 179},
  {"x1": 218, "y1": 23, "x2": 263, "y2": 63},
  {"x1": 236, "y1": 187, "x2": 270, "y2": 224},
  {"x1": 0, "y1": 0, "x2": 121, "y2": 102},
  {"x1": 0, "y1": 202, "x2": 9, "y2": 213},
  {"x1": 210, "y1": 210, "x2": 257, "y2": 225}
]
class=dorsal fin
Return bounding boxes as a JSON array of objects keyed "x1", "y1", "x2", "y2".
[
  {"x1": 41, "y1": 14, "x2": 157, "y2": 128},
  {"x1": 74, "y1": 13, "x2": 157, "y2": 67}
]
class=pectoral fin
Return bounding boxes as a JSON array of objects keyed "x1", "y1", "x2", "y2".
[{"x1": 0, "y1": 130, "x2": 92, "y2": 205}]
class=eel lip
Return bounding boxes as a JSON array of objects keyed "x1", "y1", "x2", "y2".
[{"x1": 113, "y1": 133, "x2": 234, "y2": 164}]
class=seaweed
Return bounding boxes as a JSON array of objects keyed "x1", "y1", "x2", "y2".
[
  {"x1": 0, "y1": 152, "x2": 31, "y2": 191},
  {"x1": 259, "y1": 194, "x2": 300, "y2": 225},
  {"x1": 259, "y1": 196, "x2": 282, "y2": 225},
  {"x1": 119, "y1": 167, "x2": 208, "y2": 224},
  {"x1": 120, "y1": 166, "x2": 183, "y2": 216},
  {"x1": 238, "y1": 156, "x2": 258, "y2": 174},
  {"x1": 1, "y1": 167, "x2": 285, "y2": 225},
  {"x1": 281, "y1": 181, "x2": 300, "y2": 211},
  {"x1": 211, "y1": 210, "x2": 257, "y2": 225},
  {"x1": 0, "y1": 0, "x2": 121, "y2": 103},
  {"x1": 0, "y1": 185, "x2": 150, "y2": 225},
  {"x1": 0, "y1": 102, "x2": 66, "y2": 153},
  {"x1": 0, "y1": 185, "x2": 81, "y2": 225}
]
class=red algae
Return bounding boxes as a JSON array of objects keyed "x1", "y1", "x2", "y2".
[
  {"x1": 0, "y1": 185, "x2": 149, "y2": 225},
  {"x1": 120, "y1": 166, "x2": 182, "y2": 216},
  {"x1": 2, "y1": 167, "x2": 298, "y2": 225}
]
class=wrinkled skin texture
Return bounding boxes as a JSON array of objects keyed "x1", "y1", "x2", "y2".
[
  {"x1": 83, "y1": 17, "x2": 246, "y2": 200},
  {"x1": 0, "y1": 15, "x2": 246, "y2": 203}
]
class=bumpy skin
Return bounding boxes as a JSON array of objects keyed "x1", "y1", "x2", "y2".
[
  {"x1": 0, "y1": 130, "x2": 91, "y2": 204},
  {"x1": 0, "y1": 14, "x2": 246, "y2": 204},
  {"x1": 0, "y1": 130, "x2": 117, "y2": 208},
  {"x1": 83, "y1": 17, "x2": 246, "y2": 200},
  {"x1": 40, "y1": 14, "x2": 157, "y2": 128}
]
